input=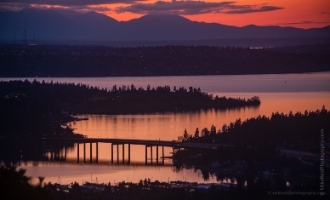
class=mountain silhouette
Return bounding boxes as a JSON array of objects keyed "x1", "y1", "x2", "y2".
[{"x1": 0, "y1": 9, "x2": 329, "y2": 43}]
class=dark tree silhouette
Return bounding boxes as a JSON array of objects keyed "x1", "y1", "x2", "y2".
[{"x1": 0, "y1": 164, "x2": 54, "y2": 200}]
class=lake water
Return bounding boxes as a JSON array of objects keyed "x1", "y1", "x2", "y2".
[{"x1": 2, "y1": 72, "x2": 330, "y2": 184}]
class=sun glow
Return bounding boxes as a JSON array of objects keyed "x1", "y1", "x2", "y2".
[{"x1": 3, "y1": 0, "x2": 330, "y2": 28}]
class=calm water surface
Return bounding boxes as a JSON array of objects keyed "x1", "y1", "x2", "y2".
[{"x1": 3, "y1": 72, "x2": 330, "y2": 184}]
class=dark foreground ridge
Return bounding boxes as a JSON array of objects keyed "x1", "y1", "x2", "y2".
[{"x1": 1, "y1": 43, "x2": 329, "y2": 77}]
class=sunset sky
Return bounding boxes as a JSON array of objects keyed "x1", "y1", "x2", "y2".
[{"x1": 1, "y1": 0, "x2": 330, "y2": 29}]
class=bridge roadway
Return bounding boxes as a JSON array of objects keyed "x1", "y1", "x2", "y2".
[
  {"x1": 38, "y1": 137, "x2": 223, "y2": 149},
  {"x1": 33, "y1": 137, "x2": 224, "y2": 165}
]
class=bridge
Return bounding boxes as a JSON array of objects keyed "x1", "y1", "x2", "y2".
[{"x1": 35, "y1": 137, "x2": 223, "y2": 165}]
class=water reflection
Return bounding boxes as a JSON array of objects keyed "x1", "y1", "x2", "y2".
[
  {"x1": 69, "y1": 106, "x2": 259, "y2": 141},
  {"x1": 18, "y1": 162, "x2": 223, "y2": 185},
  {"x1": 2, "y1": 73, "x2": 330, "y2": 185},
  {"x1": 65, "y1": 92, "x2": 329, "y2": 164},
  {"x1": 0, "y1": 139, "x2": 76, "y2": 164}
]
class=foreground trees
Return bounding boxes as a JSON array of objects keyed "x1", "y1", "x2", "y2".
[{"x1": 0, "y1": 164, "x2": 54, "y2": 200}]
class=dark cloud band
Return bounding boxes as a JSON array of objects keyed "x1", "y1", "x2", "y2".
[
  {"x1": 115, "y1": 1, "x2": 283, "y2": 15},
  {"x1": 0, "y1": 0, "x2": 139, "y2": 6},
  {"x1": 1, "y1": 0, "x2": 283, "y2": 15},
  {"x1": 278, "y1": 21, "x2": 330, "y2": 25}
]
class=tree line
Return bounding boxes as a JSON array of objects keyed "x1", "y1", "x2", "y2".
[
  {"x1": 1, "y1": 43, "x2": 329, "y2": 77},
  {"x1": 173, "y1": 108, "x2": 329, "y2": 193},
  {"x1": 0, "y1": 80, "x2": 260, "y2": 116},
  {"x1": 181, "y1": 107, "x2": 329, "y2": 149},
  {"x1": 178, "y1": 107, "x2": 329, "y2": 166}
]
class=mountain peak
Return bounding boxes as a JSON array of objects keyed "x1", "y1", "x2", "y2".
[
  {"x1": 1, "y1": 8, "x2": 329, "y2": 42},
  {"x1": 75, "y1": 11, "x2": 118, "y2": 23},
  {"x1": 49, "y1": 8, "x2": 80, "y2": 19},
  {"x1": 82, "y1": 11, "x2": 102, "y2": 16},
  {"x1": 130, "y1": 14, "x2": 190, "y2": 23}
]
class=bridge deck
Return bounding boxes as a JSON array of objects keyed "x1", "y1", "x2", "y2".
[{"x1": 32, "y1": 138, "x2": 223, "y2": 149}]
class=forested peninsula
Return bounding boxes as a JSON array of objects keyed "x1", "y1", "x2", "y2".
[
  {"x1": 172, "y1": 108, "x2": 330, "y2": 194},
  {"x1": 0, "y1": 80, "x2": 260, "y2": 136},
  {"x1": 1, "y1": 43, "x2": 329, "y2": 77},
  {"x1": 175, "y1": 107, "x2": 330, "y2": 170},
  {"x1": 180, "y1": 108, "x2": 329, "y2": 149}
]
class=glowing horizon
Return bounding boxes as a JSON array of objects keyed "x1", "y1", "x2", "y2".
[{"x1": 1, "y1": 0, "x2": 330, "y2": 29}]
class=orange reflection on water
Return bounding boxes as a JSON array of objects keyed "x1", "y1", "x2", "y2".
[
  {"x1": 19, "y1": 91, "x2": 330, "y2": 184},
  {"x1": 65, "y1": 92, "x2": 330, "y2": 164},
  {"x1": 19, "y1": 163, "x2": 220, "y2": 185}
]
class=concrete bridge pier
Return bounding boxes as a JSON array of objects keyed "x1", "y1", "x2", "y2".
[
  {"x1": 77, "y1": 143, "x2": 79, "y2": 163},
  {"x1": 162, "y1": 146, "x2": 164, "y2": 165},
  {"x1": 110, "y1": 143, "x2": 130, "y2": 164},
  {"x1": 90, "y1": 142, "x2": 92, "y2": 163},
  {"x1": 76, "y1": 142, "x2": 98, "y2": 163},
  {"x1": 156, "y1": 145, "x2": 159, "y2": 164},
  {"x1": 128, "y1": 144, "x2": 130, "y2": 164},
  {"x1": 117, "y1": 144, "x2": 119, "y2": 164},
  {"x1": 122, "y1": 144, "x2": 124, "y2": 164},
  {"x1": 96, "y1": 142, "x2": 98, "y2": 163},
  {"x1": 145, "y1": 145, "x2": 164, "y2": 165},
  {"x1": 83, "y1": 143, "x2": 86, "y2": 163},
  {"x1": 111, "y1": 143, "x2": 113, "y2": 164},
  {"x1": 151, "y1": 145, "x2": 153, "y2": 164},
  {"x1": 49, "y1": 150, "x2": 53, "y2": 161},
  {"x1": 145, "y1": 145, "x2": 147, "y2": 165}
]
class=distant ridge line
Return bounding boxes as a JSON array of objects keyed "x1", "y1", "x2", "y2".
[{"x1": 0, "y1": 8, "x2": 329, "y2": 44}]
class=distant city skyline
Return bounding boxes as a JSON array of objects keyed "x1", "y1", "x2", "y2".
[{"x1": 1, "y1": 0, "x2": 329, "y2": 29}]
